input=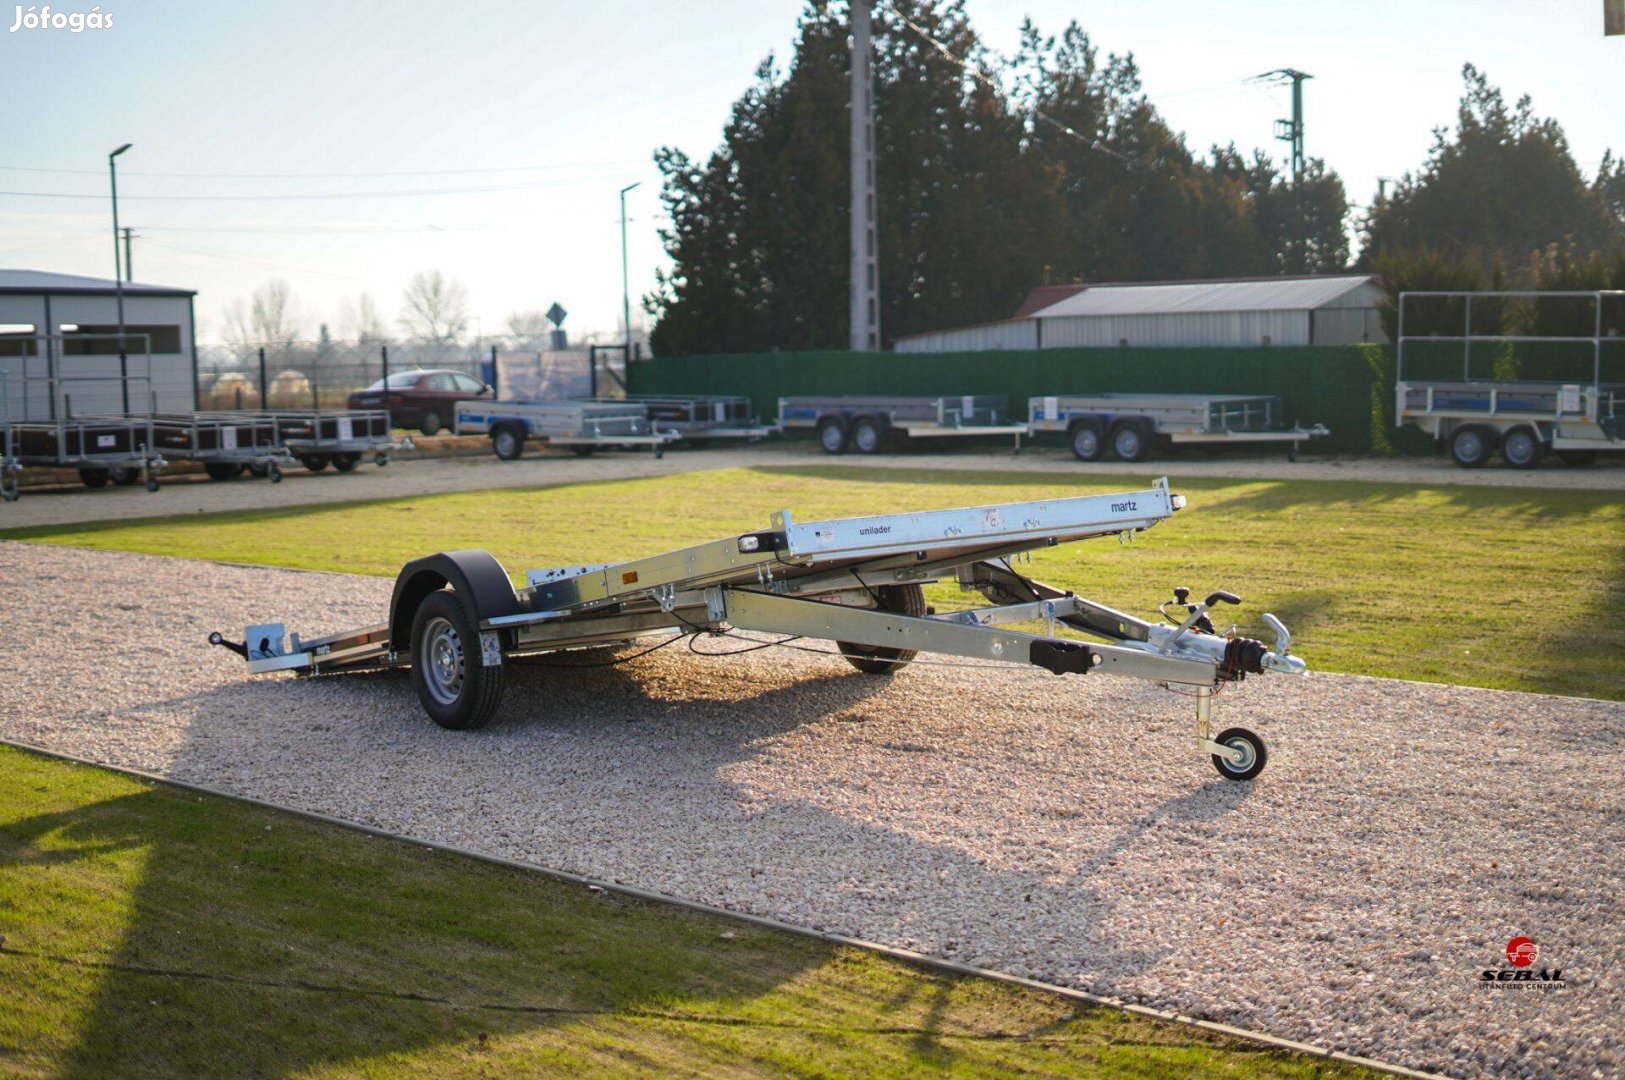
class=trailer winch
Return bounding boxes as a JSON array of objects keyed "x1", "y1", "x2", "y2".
[{"x1": 212, "y1": 479, "x2": 1307, "y2": 780}]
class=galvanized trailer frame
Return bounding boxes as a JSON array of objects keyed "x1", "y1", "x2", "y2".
[
  {"x1": 1027, "y1": 394, "x2": 1330, "y2": 463},
  {"x1": 456, "y1": 398, "x2": 681, "y2": 460},
  {"x1": 778, "y1": 395, "x2": 1029, "y2": 454},
  {"x1": 247, "y1": 409, "x2": 397, "y2": 473},
  {"x1": 144, "y1": 412, "x2": 292, "y2": 482},
  {"x1": 1395, "y1": 289, "x2": 1625, "y2": 468},
  {"x1": 586, "y1": 394, "x2": 774, "y2": 444},
  {"x1": 0, "y1": 414, "x2": 18, "y2": 503},
  {"x1": 214, "y1": 479, "x2": 1307, "y2": 781}
]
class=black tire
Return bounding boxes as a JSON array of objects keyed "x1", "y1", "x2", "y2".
[
  {"x1": 850, "y1": 417, "x2": 885, "y2": 455},
  {"x1": 204, "y1": 462, "x2": 243, "y2": 481},
  {"x1": 1499, "y1": 426, "x2": 1544, "y2": 469},
  {"x1": 79, "y1": 468, "x2": 109, "y2": 488},
  {"x1": 410, "y1": 590, "x2": 505, "y2": 731},
  {"x1": 144, "y1": 476, "x2": 160, "y2": 493},
  {"x1": 300, "y1": 454, "x2": 330, "y2": 472},
  {"x1": 1069, "y1": 421, "x2": 1105, "y2": 462},
  {"x1": 1211, "y1": 727, "x2": 1267, "y2": 781},
  {"x1": 331, "y1": 453, "x2": 360, "y2": 472},
  {"x1": 246, "y1": 462, "x2": 271, "y2": 478},
  {"x1": 1110, "y1": 421, "x2": 1148, "y2": 463},
  {"x1": 1558, "y1": 450, "x2": 1597, "y2": 467},
  {"x1": 838, "y1": 583, "x2": 926, "y2": 675},
  {"x1": 817, "y1": 418, "x2": 848, "y2": 455},
  {"x1": 1449, "y1": 425, "x2": 1493, "y2": 468},
  {"x1": 491, "y1": 424, "x2": 524, "y2": 461},
  {"x1": 109, "y1": 466, "x2": 140, "y2": 487},
  {"x1": 1287, "y1": 444, "x2": 1299, "y2": 463},
  {"x1": 420, "y1": 412, "x2": 443, "y2": 437}
]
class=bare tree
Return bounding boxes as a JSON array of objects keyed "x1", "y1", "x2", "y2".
[
  {"x1": 222, "y1": 279, "x2": 301, "y2": 346},
  {"x1": 398, "y1": 270, "x2": 469, "y2": 344},
  {"x1": 337, "y1": 292, "x2": 389, "y2": 343},
  {"x1": 504, "y1": 310, "x2": 552, "y2": 345}
]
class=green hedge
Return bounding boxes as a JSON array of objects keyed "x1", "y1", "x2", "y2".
[{"x1": 630, "y1": 345, "x2": 1407, "y2": 454}]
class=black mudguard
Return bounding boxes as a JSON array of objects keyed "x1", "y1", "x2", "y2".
[{"x1": 389, "y1": 550, "x2": 525, "y2": 654}]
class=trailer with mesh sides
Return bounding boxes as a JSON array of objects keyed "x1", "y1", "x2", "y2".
[
  {"x1": 10, "y1": 414, "x2": 168, "y2": 492},
  {"x1": 146, "y1": 412, "x2": 291, "y2": 482},
  {"x1": 204, "y1": 409, "x2": 397, "y2": 476},
  {"x1": 455, "y1": 398, "x2": 680, "y2": 460},
  {"x1": 778, "y1": 395, "x2": 1028, "y2": 454},
  {"x1": 213, "y1": 478, "x2": 1308, "y2": 782},
  {"x1": 1027, "y1": 394, "x2": 1330, "y2": 463},
  {"x1": 1395, "y1": 290, "x2": 1625, "y2": 468}
]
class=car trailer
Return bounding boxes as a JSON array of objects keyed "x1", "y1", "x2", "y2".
[
  {"x1": 456, "y1": 398, "x2": 680, "y2": 460},
  {"x1": 146, "y1": 412, "x2": 291, "y2": 482},
  {"x1": 586, "y1": 394, "x2": 774, "y2": 446},
  {"x1": 1395, "y1": 290, "x2": 1624, "y2": 468},
  {"x1": 1028, "y1": 394, "x2": 1330, "y2": 463},
  {"x1": 779, "y1": 395, "x2": 1030, "y2": 454},
  {"x1": 212, "y1": 479, "x2": 1307, "y2": 780}
]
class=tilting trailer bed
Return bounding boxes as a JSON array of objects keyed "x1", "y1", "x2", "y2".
[
  {"x1": 586, "y1": 394, "x2": 773, "y2": 445},
  {"x1": 1028, "y1": 394, "x2": 1330, "y2": 463},
  {"x1": 456, "y1": 399, "x2": 681, "y2": 460},
  {"x1": 1395, "y1": 290, "x2": 1625, "y2": 468},
  {"x1": 212, "y1": 479, "x2": 1307, "y2": 780},
  {"x1": 780, "y1": 395, "x2": 1030, "y2": 454}
]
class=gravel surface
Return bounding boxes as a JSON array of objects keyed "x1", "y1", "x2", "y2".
[
  {"x1": 1, "y1": 540, "x2": 1620, "y2": 1078},
  {"x1": 4, "y1": 442, "x2": 1620, "y2": 530}
]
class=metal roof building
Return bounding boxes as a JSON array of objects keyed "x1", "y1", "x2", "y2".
[
  {"x1": 894, "y1": 274, "x2": 1384, "y2": 353},
  {"x1": 1, "y1": 269, "x2": 198, "y2": 420}
]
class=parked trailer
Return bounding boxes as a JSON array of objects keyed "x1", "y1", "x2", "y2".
[
  {"x1": 586, "y1": 394, "x2": 773, "y2": 445},
  {"x1": 778, "y1": 395, "x2": 1028, "y2": 454},
  {"x1": 1028, "y1": 394, "x2": 1330, "y2": 463},
  {"x1": 1395, "y1": 290, "x2": 1625, "y2": 468},
  {"x1": 456, "y1": 399, "x2": 680, "y2": 459},
  {"x1": 212, "y1": 479, "x2": 1307, "y2": 781},
  {"x1": 146, "y1": 412, "x2": 291, "y2": 482},
  {"x1": 10, "y1": 415, "x2": 168, "y2": 492},
  {"x1": 229, "y1": 409, "x2": 398, "y2": 474}
]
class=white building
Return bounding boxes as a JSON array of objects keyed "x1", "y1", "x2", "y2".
[
  {"x1": 0, "y1": 269, "x2": 198, "y2": 420},
  {"x1": 894, "y1": 275, "x2": 1384, "y2": 353}
]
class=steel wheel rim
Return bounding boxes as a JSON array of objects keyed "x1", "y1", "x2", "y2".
[
  {"x1": 1220, "y1": 737, "x2": 1255, "y2": 773},
  {"x1": 1074, "y1": 429, "x2": 1099, "y2": 457},
  {"x1": 854, "y1": 425, "x2": 879, "y2": 452},
  {"x1": 1457, "y1": 431, "x2": 1482, "y2": 460},
  {"x1": 495, "y1": 431, "x2": 517, "y2": 457},
  {"x1": 1115, "y1": 430, "x2": 1140, "y2": 457},
  {"x1": 420, "y1": 615, "x2": 464, "y2": 706},
  {"x1": 820, "y1": 426, "x2": 844, "y2": 452},
  {"x1": 1505, "y1": 433, "x2": 1533, "y2": 463}
]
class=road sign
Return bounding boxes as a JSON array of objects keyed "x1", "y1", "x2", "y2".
[{"x1": 546, "y1": 303, "x2": 568, "y2": 327}]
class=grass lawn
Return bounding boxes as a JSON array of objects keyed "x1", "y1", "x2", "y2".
[
  {"x1": 0, "y1": 744, "x2": 1374, "y2": 1078},
  {"x1": 3, "y1": 464, "x2": 1620, "y2": 700}
]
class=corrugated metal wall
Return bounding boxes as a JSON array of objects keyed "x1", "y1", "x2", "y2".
[
  {"x1": 1310, "y1": 307, "x2": 1382, "y2": 344},
  {"x1": 1037, "y1": 310, "x2": 1312, "y2": 348},
  {"x1": 894, "y1": 320, "x2": 1038, "y2": 353}
]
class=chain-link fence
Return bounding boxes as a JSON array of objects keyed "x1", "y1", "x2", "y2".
[{"x1": 195, "y1": 338, "x2": 630, "y2": 410}]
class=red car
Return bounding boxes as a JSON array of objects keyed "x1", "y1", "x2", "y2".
[{"x1": 347, "y1": 369, "x2": 493, "y2": 435}]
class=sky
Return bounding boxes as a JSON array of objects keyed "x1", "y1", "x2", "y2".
[{"x1": 1, "y1": 0, "x2": 1619, "y2": 344}]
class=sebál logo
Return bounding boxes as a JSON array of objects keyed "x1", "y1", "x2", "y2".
[{"x1": 1481, "y1": 935, "x2": 1566, "y2": 989}]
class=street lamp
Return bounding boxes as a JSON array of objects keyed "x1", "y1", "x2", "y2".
[
  {"x1": 108, "y1": 142, "x2": 131, "y2": 413},
  {"x1": 619, "y1": 181, "x2": 640, "y2": 358}
]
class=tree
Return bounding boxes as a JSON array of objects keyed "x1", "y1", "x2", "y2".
[
  {"x1": 1361, "y1": 65, "x2": 1618, "y2": 273},
  {"x1": 222, "y1": 279, "x2": 300, "y2": 346},
  {"x1": 337, "y1": 292, "x2": 389, "y2": 343},
  {"x1": 503, "y1": 310, "x2": 554, "y2": 346},
  {"x1": 398, "y1": 270, "x2": 469, "y2": 344}
]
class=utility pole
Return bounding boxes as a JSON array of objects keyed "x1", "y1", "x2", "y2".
[
  {"x1": 849, "y1": 0, "x2": 879, "y2": 351},
  {"x1": 1260, "y1": 68, "x2": 1312, "y2": 184},
  {"x1": 121, "y1": 226, "x2": 134, "y2": 282},
  {"x1": 619, "y1": 181, "x2": 640, "y2": 357},
  {"x1": 108, "y1": 143, "x2": 132, "y2": 413}
]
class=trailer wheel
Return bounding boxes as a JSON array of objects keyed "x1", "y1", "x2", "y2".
[
  {"x1": 78, "y1": 468, "x2": 109, "y2": 488},
  {"x1": 420, "y1": 412, "x2": 443, "y2": 437},
  {"x1": 411, "y1": 590, "x2": 504, "y2": 731},
  {"x1": 247, "y1": 462, "x2": 271, "y2": 478},
  {"x1": 144, "y1": 475, "x2": 160, "y2": 493},
  {"x1": 1109, "y1": 422, "x2": 1148, "y2": 463},
  {"x1": 1069, "y1": 421, "x2": 1104, "y2": 462},
  {"x1": 1449, "y1": 426, "x2": 1493, "y2": 468},
  {"x1": 491, "y1": 424, "x2": 524, "y2": 460},
  {"x1": 1499, "y1": 426, "x2": 1544, "y2": 469},
  {"x1": 850, "y1": 417, "x2": 884, "y2": 454},
  {"x1": 818, "y1": 418, "x2": 848, "y2": 455},
  {"x1": 268, "y1": 464, "x2": 283, "y2": 484},
  {"x1": 204, "y1": 462, "x2": 243, "y2": 481},
  {"x1": 109, "y1": 466, "x2": 141, "y2": 487},
  {"x1": 331, "y1": 453, "x2": 360, "y2": 472},
  {"x1": 838, "y1": 583, "x2": 925, "y2": 675},
  {"x1": 300, "y1": 454, "x2": 330, "y2": 472},
  {"x1": 1211, "y1": 727, "x2": 1267, "y2": 781}
]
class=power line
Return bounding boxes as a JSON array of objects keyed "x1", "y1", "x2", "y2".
[
  {"x1": 0, "y1": 178, "x2": 599, "y2": 202},
  {"x1": 0, "y1": 160, "x2": 643, "y2": 180}
]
